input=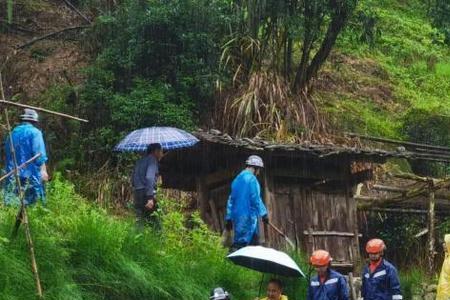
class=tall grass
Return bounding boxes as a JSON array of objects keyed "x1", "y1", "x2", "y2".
[{"x1": 0, "y1": 175, "x2": 265, "y2": 299}]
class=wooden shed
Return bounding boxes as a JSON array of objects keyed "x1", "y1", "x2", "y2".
[{"x1": 160, "y1": 130, "x2": 424, "y2": 271}]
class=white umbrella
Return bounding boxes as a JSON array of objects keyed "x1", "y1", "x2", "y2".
[{"x1": 227, "y1": 246, "x2": 305, "y2": 278}]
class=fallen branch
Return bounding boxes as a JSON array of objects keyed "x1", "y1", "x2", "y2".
[
  {"x1": 17, "y1": 25, "x2": 89, "y2": 50},
  {"x1": 62, "y1": 0, "x2": 92, "y2": 25},
  {"x1": 0, "y1": 19, "x2": 37, "y2": 34},
  {"x1": 0, "y1": 99, "x2": 88, "y2": 122}
]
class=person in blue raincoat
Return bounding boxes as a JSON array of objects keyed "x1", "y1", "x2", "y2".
[
  {"x1": 3, "y1": 109, "x2": 49, "y2": 205},
  {"x1": 361, "y1": 239, "x2": 402, "y2": 300},
  {"x1": 307, "y1": 250, "x2": 349, "y2": 300},
  {"x1": 225, "y1": 155, "x2": 268, "y2": 250}
]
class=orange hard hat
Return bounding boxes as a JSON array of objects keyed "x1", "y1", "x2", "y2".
[
  {"x1": 310, "y1": 250, "x2": 332, "y2": 266},
  {"x1": 366, "y1": 239, "x2": 386, "y2": 254}
]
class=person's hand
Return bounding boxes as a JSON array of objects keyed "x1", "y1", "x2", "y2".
[
  {"x1": 145, "y1": 199, "x2": 155, "y2": 211},
  {"x1": 262, "y1": 215, "x2": 269, "y2": 224},
  {"x1": 226, "y1": 220, "x2": 233, "y2": 231},
  {"x1": 41, "y1": 169, "x2": 49, "y2": 182}
]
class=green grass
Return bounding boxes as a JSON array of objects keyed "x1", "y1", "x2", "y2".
[
  {"x1": 0, "y1": 176, "x2": 310, "y2": 299},
  {"x1": 0, "y1": 176, "x2": 261, "y2": 299}
]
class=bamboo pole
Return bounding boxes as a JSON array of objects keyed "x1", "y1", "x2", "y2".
[
  {"x1": 0, "y1": 72, "x2": 44, "y2": 298},
  {"x1": 428, "y1": 181, "x2": 436, "y2": 276},
  {"x1": 346, "y1": 132, "x2": 450, "y2": 153},
  {"x1": 0, "y1": 99, "x2": 88, "y2": 122},
  {"x1": 0, "y1": 153, "x2": 41, "y2": 183}
]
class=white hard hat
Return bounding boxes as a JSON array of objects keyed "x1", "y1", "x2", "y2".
[
  {"x1": 20, "y1": 108, "x2": 39, "y2": 122},
  {"x1": 246, "y1": 155, "x2": 264, "y2": 168}
]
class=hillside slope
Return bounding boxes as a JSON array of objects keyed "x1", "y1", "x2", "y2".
[
  {"x1": 318, "y1": 0, "x2": 450, "y2": 140},
  {"x1": 0, "y1": 176, "x2": 266, "y2": 299}
]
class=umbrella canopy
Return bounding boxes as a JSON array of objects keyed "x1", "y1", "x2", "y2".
[
  {"x1": 114, "y1": 127, "x2": 199, "y2": 152},
  {"x1": 227, "y1": 246, "x2": 305, "y2": 278}
]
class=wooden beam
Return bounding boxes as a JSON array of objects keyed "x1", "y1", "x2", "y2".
[
  {"x1": 357, "y1": 178, "x2": 450, "y2": 209},
  {"x1": 271, "y1": 167, "x2": 345, "y2": 181},
  {"x1": 361, "y1": 207, "x2": 450, "y2": 215},
  {"x1": 208, "y1": 199, "x2": 221, "y2": 232},
  {"x1": 372, "y1": 184, "x2": 408, "y2": 193},
  {"x1": 303, "y1": 230, "x2": 362, "y2": 237}
]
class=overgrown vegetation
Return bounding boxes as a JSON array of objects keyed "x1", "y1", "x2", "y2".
[{"x1": 0, "y1": 176, "x2": 266, "y2": 299}]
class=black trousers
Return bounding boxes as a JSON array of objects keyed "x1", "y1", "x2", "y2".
[{"x1": 133, "y1": 189, "x2": 159, "y2": 230}]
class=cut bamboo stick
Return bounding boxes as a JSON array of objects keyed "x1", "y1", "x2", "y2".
[
  {"x1": 0, "y1": 99, "x2": 88, "y2": 122},
  {"x1": 0, "y1": 153, "x2": 41, "y2": 183},
  {"x1": 1, "y1": 72, "x2": 44, "y2": 298}
]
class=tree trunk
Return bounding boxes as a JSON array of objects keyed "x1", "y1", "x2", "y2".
[{"x1": 294, "y1": 1, "x2": 355, "y2": 92}]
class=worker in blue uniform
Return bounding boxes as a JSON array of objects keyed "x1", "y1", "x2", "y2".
[
  {"x1": 361, "y1": 239, "x2": 403, "y2": 300},
  {"x1": 225, "y1": 155, "x2": 268, "y2": 251},
  {"x1": 4, "y1": 109, "x2": 49, "y2": 205},
  {"x1": 307, "y1": 249, "x2": 349, "y2": 300}
]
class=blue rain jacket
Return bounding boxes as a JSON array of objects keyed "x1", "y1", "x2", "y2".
[
  {"x1": 361, "y1": 259, "x2": 402, "y2": 300},
  {"x1": 4, "y1": 123, "x2": 48, "y2": 205},
  {"x1": 225, "y1": 170, "x2": 267, "y2": 245},
  {"x1": 307, "y1": 269, "x2": 349, "y2": 300}
]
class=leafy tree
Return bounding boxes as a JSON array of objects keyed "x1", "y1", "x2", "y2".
[
  {"x1": 429, "y1": 0, "x2": 450, "y2": 44},
  {"x1": 219, "y1": 0, "x2": 358, "y2": 137},
  {"x1": 64, "y1": 0, "x2": 234, "y2": 169}
]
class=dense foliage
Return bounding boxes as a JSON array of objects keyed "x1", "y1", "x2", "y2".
[
  {"x1": 429, "y1": 0, "x2": 450, "y2": 44},
  {"x1": 47, "y1": 0, "x2": 233, "y2": 169}
]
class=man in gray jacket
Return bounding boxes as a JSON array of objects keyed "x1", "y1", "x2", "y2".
[{"x1": 132, "y1": 143, "x2": 164, "y2": 228}]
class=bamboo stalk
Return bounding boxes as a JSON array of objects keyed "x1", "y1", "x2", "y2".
[
  {"x1": 372, "y1": 184, "x2": 408, "y2": 193},
  {"x1": 346, "y1": 132, "x2": 450, "y2": 153},
  {"x1": 0, "y1": 99, "x2": 88, "y2": 122},
  {"x1": 0, "y1": 153, "x2": 41, "y2": 183},
  {"x1": 16, "y1": 26, "x2": 89, "y2": 50},
  {"x1": 0, "y1": 72, "x2": 44, "y2": 298},
  {"x1": 428, "y1": 183, "x2": 436, "y2": 276},
  {"x1": 62, "y1": 0, "x2": 92, "y2": 24}
]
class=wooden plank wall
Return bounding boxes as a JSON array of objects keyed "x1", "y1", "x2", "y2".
[
  {"x1": 267, "y1": 178, "x2": 359, "y2": 268},
  {"x1": 201, "y1": 169, "x2": 360, "y2": 269}
]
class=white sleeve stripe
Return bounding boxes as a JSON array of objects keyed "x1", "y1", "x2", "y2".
[
  {"x1": 373, "y1": 270, "x2": 387, "y2": 278},
  {"x1": 392, "y1": 295, "x2": 403, "y2": 300}
]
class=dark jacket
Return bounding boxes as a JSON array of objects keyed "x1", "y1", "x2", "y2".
[
  {"x1": 131, "y1": 155, "x2": 158, "y2": 197},
  {"x1": 307, "y1": 269, "x2": 349, "y2": 300},
  {"x1": 361, "y1": 259, "x2": 402, "y2": 300}
]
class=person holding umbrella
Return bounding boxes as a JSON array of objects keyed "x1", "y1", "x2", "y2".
[
  {"x1": 225, "y1": 155, "x2": 269, "y2": 251},
  {"x1": 307, "y1": 250, "x2": 349, "y2": 300},
  {"x1": 115, "y1": 127, "x2": 200, "y2": 228},
  {"x1": 361, "y1": 239, "x2": 402, "y2": 300},
  {"x1": 131, "y1": 143, "x2": 163, "y2": 228}
]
